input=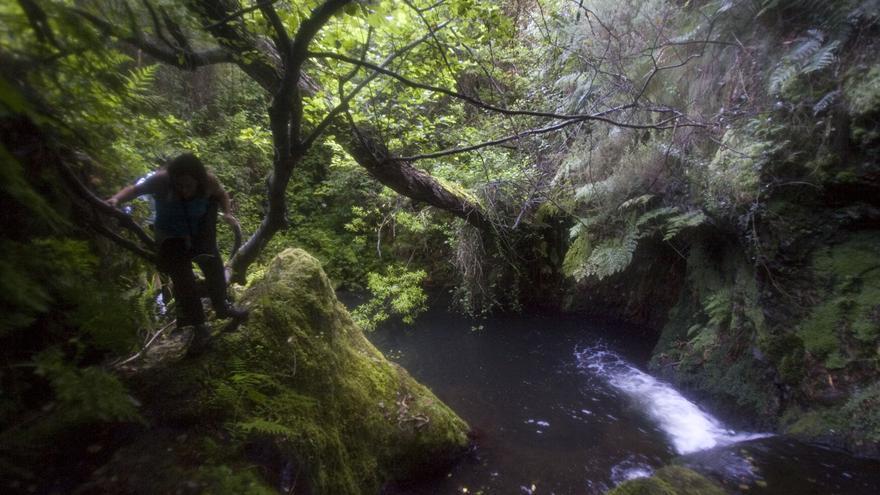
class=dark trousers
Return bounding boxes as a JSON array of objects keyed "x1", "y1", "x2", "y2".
[{"x1": 156, "y1": 204, "x2": 227, "y2": 327}]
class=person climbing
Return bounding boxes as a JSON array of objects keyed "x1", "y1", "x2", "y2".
[{"x1": 107, "y1": 153, "x2": 247, "y2": 355}]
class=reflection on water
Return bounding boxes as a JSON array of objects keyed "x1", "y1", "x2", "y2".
[{"x1": 366, "y1": 304, "x2": 880, "y2": 494}]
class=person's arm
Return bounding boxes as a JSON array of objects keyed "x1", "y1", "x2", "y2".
[
  {"x1": 106, "y1": 172, "x2": 164, "y2": 208},
  {"x1": 208, "y1": 174, "x2": 239, "y2": 227}
]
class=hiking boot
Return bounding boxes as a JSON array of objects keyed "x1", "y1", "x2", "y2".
[
  {"x1": 216, "y1": 303, "x2": 248, "y2": 322},
  {"x1": 186, "y1": 324, "x2": 212, "y2": 357}
]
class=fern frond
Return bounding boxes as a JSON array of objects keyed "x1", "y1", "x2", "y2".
[
  {"x1": 580, "y1": 226, "x2": 640, "y2": 281},
  {"x1": 812, "y1": 89, "x2": 841, "y2": 115},
  {"x1": 769, "y1": 30, "x2": 839, "y2": 95},
  {"x1": 619, "y1": 194, "x2": 655, "y2": 210},
  {"x1": 236, "y1": 418, "x2": 299, "y2": 439},
  {"x1": 789, "y1": 30, "x2": 823, "y2": 62},
  {"x1": 704, "y1": 289, "x2": 732, "y2": 328},
  {"x1": 562, "y1": 230, "x2": 593, "y2": 279},
  {"x1": 636, "y1": 206, "x2": 678, "y2": 227},
  {"x1": 801, "y1": 41, "x2": 839, "y2": 74},
  {"x1": 662, "y1": 211, "x2": 706, "y2": 241},
  {"x1": 769, "y1": 65, "x2": 798, "y2": 94},
  {"x1": 574, "y1": 180, "x2": 610, "y2": 204}
]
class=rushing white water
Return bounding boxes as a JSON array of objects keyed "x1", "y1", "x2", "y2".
[{"x1": 575, "y1": 346, "x2": 770, "y2": 455}]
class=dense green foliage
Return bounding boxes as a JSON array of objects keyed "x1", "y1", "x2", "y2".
[{"x1": 2, "y1": 0, "x2": 880, "y2": 491}]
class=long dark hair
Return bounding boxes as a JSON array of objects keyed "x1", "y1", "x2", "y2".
[{"x1": 165, "y1": 153, "x2": 208, "y2": 196}]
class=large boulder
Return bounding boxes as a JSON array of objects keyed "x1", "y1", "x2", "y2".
[{"x1": 87, "y1": 248, "x2": 470, "y2": 494}]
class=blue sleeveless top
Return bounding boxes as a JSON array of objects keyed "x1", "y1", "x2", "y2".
[{"x1": 153, "y1": 195, "x2": 210, "y2": 240}]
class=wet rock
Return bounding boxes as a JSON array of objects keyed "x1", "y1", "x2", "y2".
[{"x1": 606, "y1": 466, "x2": 726, "y2": 495}]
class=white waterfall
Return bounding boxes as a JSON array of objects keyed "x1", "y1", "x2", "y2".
[{"x1": 575, "y1": 346, "x2": 770, "y2": 455}]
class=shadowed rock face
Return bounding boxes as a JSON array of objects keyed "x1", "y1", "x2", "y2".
[{"x1": 88, "y1": 248, "x2": 470, "y2": 494}]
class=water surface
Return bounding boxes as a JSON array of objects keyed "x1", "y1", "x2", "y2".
[{"x1": 366, "y1": 305, "x2": 880, "y2": 494}]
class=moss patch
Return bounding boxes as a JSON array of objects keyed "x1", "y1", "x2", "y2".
[
  {"x1": 846, "y1": 66, "x2": 880, "y2": 114},
  {"x1": 798, "y1": 232, "x2": 880, "y2": 368},
  {"x1": 607, "y1": 466, "x2": 726, "y2": 495},
  {"x1": 219, "y1": 249, "x2": 469, "y2": 492},
  {"x1": 783, "y1": 382, "x2": 880, "y2": 456},
  {"x1": 845, "y1": 65, "x2": 880, "y2": 146}
]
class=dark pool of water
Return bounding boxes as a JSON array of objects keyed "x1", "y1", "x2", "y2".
[{"x1": 364, "y1": 304, "x2": 880, "y2": 495}]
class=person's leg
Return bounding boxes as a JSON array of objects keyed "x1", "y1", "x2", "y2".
[
  {"x1": 158, "y1": 238, "x2": 205, "y2": 327},
  {"x1": 193, "y1": 200, "x2": 247, "y2": 320},
  {"x1": 194, "y1": 248, "x2": 228, "y2": 314}
]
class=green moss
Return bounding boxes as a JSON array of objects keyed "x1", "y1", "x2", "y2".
[
  {"x1": 203, "y1": 248, "x2": 470, "y2": 493},
  {"x1": 98, "y1": 249, "x2": 469, "y2": 494},
  {"x1": 798, "y1": 232, "x2": 880, "y2": 368},
  {"x1": 845, "y1": 66, "x2": 880, "y2": 146},
  {"x1": 783, "y1": 384, "x2": 880, "y2": 451},
  {"x1": 784, "y1": 407, "x2": 844, "y2": 439},
  {"x1": 197, "y1": 465, "x2": 277, "y2": 495},
  {"x1": 652, "y1": 243, "x2": 777, "y2": 418},
  {"x1": 607, "y1": 466, "x2": 725, "y2": 495},
  {"x1": 841, "y1": 383, "x2": 880, "y2": 444},
  {"x1": 758, "y1": 333, "x2": 805, "y2": 385},
  {"x1": 798, "y1": 296, "x2": 846, "y2": 359},
  {"x1": 845, "y1": 66, "x2": 880, "y2": 118}
]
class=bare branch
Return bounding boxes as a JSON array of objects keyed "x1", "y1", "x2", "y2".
[
  {"x1": 202, "y1": 0, "x2": 281, "y2": 30},
  {"x1": 141, "y1": 0, "x2": 176, "y2": 53},
  {"x1": 309, "y1": 50, "x2": 645, "y2": 121},
  {"x1": 89, "y1": 218, "x2": 156, "y2": 264},
  {"x1": 399, "y1": 114, "x2": 689, "y2": 162},
  {"x1": 302, "y1": 21, "x2": 451, "y2": 150},
  {"x1": 17, "y1": 0, "x2": 59, "y2": 48},
  {"x1": 402, "y1": 0, "x2": 454, "y2": 75}
]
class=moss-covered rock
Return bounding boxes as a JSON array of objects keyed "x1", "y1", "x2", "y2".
[
  {"x1": 782, "y1": 382, "x2": 880, "y2": 457},
  {"x1": 85, "y1": 248, "x2": 470, "y2": 494},
  {"x1": 606, "y1": 466, "x2": 726, "y2": 495}
]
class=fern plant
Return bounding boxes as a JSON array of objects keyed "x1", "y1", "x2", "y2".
[
  {"x1": 564, "y1": 202, "x2": 706, "y2": 282},
  {"x1": 769, "y1": 29, "x2": 839, "y2": 95},
  {"x1": 578, "y1": 226, "x2": 640, "y2": 280}
]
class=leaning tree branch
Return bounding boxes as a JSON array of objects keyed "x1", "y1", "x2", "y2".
[
  {"x1": 89, "y1": 217, "x2": 156, "y2": 264},
  {"x1": 337, "y1": 114, "x2": 490, "y2": 231},
  {"x1": 57, "y1": 154, "x2": 156, "y2": 248}
]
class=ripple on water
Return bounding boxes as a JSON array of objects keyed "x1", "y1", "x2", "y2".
[{"x1": 610, "y1": 454, "x2": 655, "y2": 485}]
